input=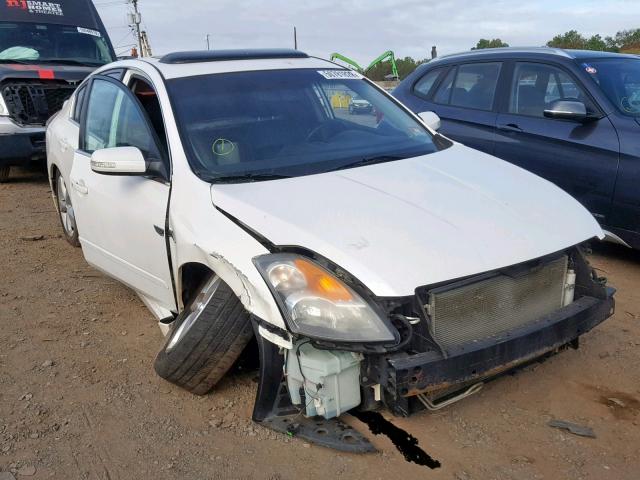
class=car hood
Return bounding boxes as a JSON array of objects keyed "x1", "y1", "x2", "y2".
[
  {"x1": 210, "y1": 144, "x2": 603, "y2": 297},
  {"x1": 0, "y1": 63, "x2": 95, "y2": 83}
]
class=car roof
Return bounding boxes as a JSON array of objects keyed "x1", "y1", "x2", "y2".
[
  {"x1": 426, "y1": 46, "x2": 639, "y2": 65},
  {"x1": 108, "y1": 49, "x2": 342, "y2": 80}
]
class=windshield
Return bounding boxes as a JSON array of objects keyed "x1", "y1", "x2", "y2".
[
  {"x1": 168, "y1": 69, "x2": 445, "y2": 182},
  {"x1": 0, "y1": 22, "x2": 114, "y2": 66},
  {"x1": 583, "y1": 58, "x2": 640, "y2": 116}
]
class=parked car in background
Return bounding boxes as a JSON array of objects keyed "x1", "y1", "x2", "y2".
[
  {"x1": 0, "y1": 0, "x2": 115, "y2": 182},
  {"x1": 349, "y1": 95, "x2": 373, "y2": 114},
  {"x1": 393, "y1": 48, "x2": 640, "y2": 249},
  {"x1": 47, "y1": 49, "x2": 614, "y2": 452}
]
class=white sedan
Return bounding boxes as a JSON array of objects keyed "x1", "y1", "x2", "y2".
[{"x1": 46, "y1": 49, "x2": 614, "y2": 452}]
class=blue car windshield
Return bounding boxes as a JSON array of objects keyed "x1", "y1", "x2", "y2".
[
  {"x1": 584, "y1": 58, "x2": 640, "y2": 117},
  {"x1": 168, "y1": 69, "x2": 446, "y2": 183}
]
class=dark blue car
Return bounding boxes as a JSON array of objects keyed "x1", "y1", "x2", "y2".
[{"x1": 393, "y1": 47, "x2": 640, "y2": 249}]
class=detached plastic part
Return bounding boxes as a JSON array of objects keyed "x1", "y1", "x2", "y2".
[{"x1": 251, "y1": 321, "x2": 376, "y2": 453}]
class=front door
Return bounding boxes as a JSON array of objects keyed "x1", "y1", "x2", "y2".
[
  {"x1": 69, "y1": 74, "x2": 176, "y2": 311},
  {"x1": 494, "y1": 61, "x2": 620, "y2": 222}
]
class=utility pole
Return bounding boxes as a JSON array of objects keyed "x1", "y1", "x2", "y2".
[
  {"x1": 205, "y1": 34, "x2": 211, "y2": 50},
  {"x1": 129, "y1": 0, "x2": 143, "y2": 57},
  {"x1": 293, "y1": 26, "x2": 297, "y2": 49}
]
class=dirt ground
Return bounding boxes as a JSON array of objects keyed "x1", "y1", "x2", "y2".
[{"x1": 1, "y1": 167, "x2": 639, "y2": 480}]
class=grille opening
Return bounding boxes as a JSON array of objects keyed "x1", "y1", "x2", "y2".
[
  {"x1": 1, "y1": 81, "x2": 76, "y2": 126},
  {"x1": 423, "y1": 255, "x2": 569, "y2": 352}
]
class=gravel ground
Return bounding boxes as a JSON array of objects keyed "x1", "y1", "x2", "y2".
[{"x1": 1, "y1": 168, "x2": 639, "y2": 480}]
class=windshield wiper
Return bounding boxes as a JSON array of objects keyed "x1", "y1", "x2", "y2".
[
  {"x1": 0, "y1": 59, "x2": 33, "y2": 65},
  {"x1": 208, "y1": 173, "x2": 291, "y2": 184},
  {"x1": 37, "y1": 58, "x2": 104, "y2": 67},
  {"x1": 332, "y1": 155, "x2": 406, "y2": 172}
]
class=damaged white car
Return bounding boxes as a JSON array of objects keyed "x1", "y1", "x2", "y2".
[{"x1": 46, "y1": 49, "x2": 615, "y2": 452}]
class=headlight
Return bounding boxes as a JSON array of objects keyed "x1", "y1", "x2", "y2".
[{"x1": 254, "y1": 253, "x2": 396, "y2": 343}]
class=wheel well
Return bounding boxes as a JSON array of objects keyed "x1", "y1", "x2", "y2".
[
  {"x1": 177, "y1": 262, "x2": 259, "y2": 371},
  {"x1": 179, "y1": 262, "x2": 215, "y2": 306},
  {"x1": 50, "y1": 165, "x2": 60, "y2": 198}
]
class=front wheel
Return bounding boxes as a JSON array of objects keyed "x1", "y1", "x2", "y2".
[
  {"x1": 154, "y1": 275, "x2": 254, "y2": 395},
  {"x1": 54, "y1": 170, "x2": 80, "y2": 247}
]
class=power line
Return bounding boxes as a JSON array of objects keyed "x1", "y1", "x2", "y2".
[{"x1": 113, "y1": 29, "x2": 134, "y2": 47}]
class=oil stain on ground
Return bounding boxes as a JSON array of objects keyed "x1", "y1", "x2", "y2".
[
  {"x1": 582, "y1": 384, "x2": 640, "y2": 420},
  {"x1": 351, "y1": 411, "x2": 441, "y2": 469}
]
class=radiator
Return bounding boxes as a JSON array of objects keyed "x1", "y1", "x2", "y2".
[{"x1": 427, "y1": 255, "x2": 568, "y2": 350}]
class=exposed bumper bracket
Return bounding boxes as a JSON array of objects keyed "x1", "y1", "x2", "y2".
[{"x1": 251, "y1": 320, "x2": 376, "y2": 453}]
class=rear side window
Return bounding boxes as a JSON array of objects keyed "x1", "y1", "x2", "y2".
[
  {"x1": 72, "y1": 85, "x2": 86, "y2": 122},
  {"x1": 509, "y1": 62, "x2": 593, "y2": 117},
  {"x1": 433, "y1": 68, "x2": 456, "y2": 104},
  {"x1": 413, "y1": 68, "x2": 443, "y2": 98},
  {"x1": 450, "y1": 63, "x2": 501, "y2": 110}
]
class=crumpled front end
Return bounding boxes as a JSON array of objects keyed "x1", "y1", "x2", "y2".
[
  {"x1": 270, "y1": 247, "x2": 613, "y2": 415},
  {"x1": 360, "y1": 246, "x2": 614, "y2": 415},
  {"x1": 252, "y1": 245, "x2": 614, "y2": 451}
]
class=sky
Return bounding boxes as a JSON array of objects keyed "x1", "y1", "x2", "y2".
[{"x1": 94, "y1": 0, "x2": 640, "y2": 61}]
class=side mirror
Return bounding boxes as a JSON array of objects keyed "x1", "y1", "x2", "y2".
[
  {"x1": 91, "y1": 147, "x2": 147, "y2": 175},
  {"x1": 543, "y1": 100, "x2": 588, "y2": 122},
  {"x1": 418, "y1": 111, "x2": 441, "y2": 131}
]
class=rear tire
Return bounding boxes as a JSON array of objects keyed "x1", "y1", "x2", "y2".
[
  {"x1": 154, "y1": 275, "x2": 254, "y2": 395},
  {"x1": 0, "y1": 166, "x2": 9, "y2": 183}
]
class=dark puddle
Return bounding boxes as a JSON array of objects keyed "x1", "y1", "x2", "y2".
[{"x1": 351, "y1": 411, "x2": 441, "y2": 469}]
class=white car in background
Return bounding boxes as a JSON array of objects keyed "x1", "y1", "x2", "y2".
[{"x1": 46, "y1": 49, "x2": 615, "y2": 452}]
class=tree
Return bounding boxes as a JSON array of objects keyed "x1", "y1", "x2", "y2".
[
  {"x1": 615, "y1": 28, "x2": 640, "y2": 53},
  {"x1": 366, "y1": 56, "x2": 427, "y2": 81},
  {"x1": 584, "y1": 34, "x2": 608, "y2": 51},
  {"x1": 547, "y1": 30, "x2": 587, "y2": 49},
  {"x1": 472, "y1": 38, "x2": 509, "y2": 50},
  {"x1": 546, "y1": 30, "x2": 620, "y2": 52}
]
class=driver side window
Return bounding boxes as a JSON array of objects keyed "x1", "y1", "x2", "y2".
[
  {"x1": 509, "y1": 63, "x2": 592, "y2": 118},
  {"x1": 82, "y1": 78, "x2": 160, "y2": 159}
]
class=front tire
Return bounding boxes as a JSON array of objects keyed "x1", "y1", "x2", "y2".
[
  {"x1": 154, "y1": 275, "x2": 254, "y2": 395},
  {"x1": 54, "y1": 170, "x2": 80, "y2": 247}
]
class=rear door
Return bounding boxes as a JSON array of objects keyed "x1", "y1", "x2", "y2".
[
  {"x1": 494, "y1": 61, "x2": 619, "y2": 222},
  {"x1": 69, "y1": 74, "x2": 176, "y2": 311},
  {"x1": 426, "y1": 62, "x2": 504, "y2": 155}
]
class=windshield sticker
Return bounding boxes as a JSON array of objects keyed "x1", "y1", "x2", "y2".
[
  {"x1": 212, "y1": 139, "x2": 236, "y2": 156},
  {"x1": 77, "y1": 27, "x2": 101, "y2": 37},
  {"x1": 318, "y1": 70, "x2": 362, "y2": 80},
  {"x1": 6, "y1": 1, "x2": 64, "y2": 16}
]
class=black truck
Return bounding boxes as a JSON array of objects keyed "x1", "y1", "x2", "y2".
[{"x1": 0, "y1": 0, "x2": 116, "y2": 181}]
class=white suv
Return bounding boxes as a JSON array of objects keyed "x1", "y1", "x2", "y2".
[{"x1": 46, "y1": 49, "x2": 614, "y2": 452}]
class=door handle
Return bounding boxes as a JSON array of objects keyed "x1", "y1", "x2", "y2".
[
  {"x1": 71, "y1": 178, "x2": 88, "y2": 195},
  {"x1": 497, "y1": 123, "x2": 524, "y2": 133}
]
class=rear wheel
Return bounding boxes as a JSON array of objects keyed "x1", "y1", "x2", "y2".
[
  {"x1": 54, "y1": 170, "x2": 80, "y2": 247},
  {"x1": 154, "y1": 275, "x2": 254, "y2": 395},
  {"x1": 0, "y1": 166, "x2": 9, "y2": 183}
]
